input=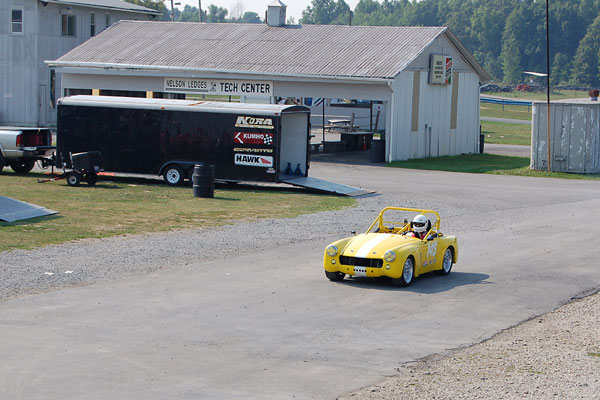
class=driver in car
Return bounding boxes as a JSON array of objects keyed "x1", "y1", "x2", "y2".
[{"x1": 405, "y1": 214, "x2": 429, "y2": 239}]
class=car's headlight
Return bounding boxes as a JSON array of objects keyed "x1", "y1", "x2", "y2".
[
  {"x1": 384, "y1": 250, "x2": 396, "y2": 262},
  {"x1": 326, "y1": 245, "x2": 338, "y2": 257}
]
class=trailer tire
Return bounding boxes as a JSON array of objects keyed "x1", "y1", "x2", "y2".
[
  {"x1": 9, "y1": 159, "x2": 35, "y2": 174},
  {"x1": 85, "y1": 173, "x2": 98, "y2": 186},
  {"x1": 0, "y1": 153, "x2": 4, "y2": 173},
  {"x1": 66, "y1": 171, "x2": 81, "y2": 187},
  {"x1": 164, "y1": 165, "x2": 184, "y2": 186}
]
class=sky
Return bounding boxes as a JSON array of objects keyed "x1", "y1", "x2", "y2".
[{"x1": 175, "y1": 0, "x2": 361, "y2": 22}]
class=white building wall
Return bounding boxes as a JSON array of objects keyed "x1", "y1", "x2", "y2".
[
  {"x1": 0, "y1": 0, "x2": 156, "y2": 127},
  {"x1": 387, "y1": 33, "x2": 482, "y2": 162}
]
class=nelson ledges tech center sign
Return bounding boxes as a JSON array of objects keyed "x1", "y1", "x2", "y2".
[{"x1": 165, "y1": 78, "x2": 273, "y2": 96}]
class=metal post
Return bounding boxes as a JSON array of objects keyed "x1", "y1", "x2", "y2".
[
  {"x1": 199, "y1": 0, "x2": 202, "y2": 22},
  {"x1": 170, "y1": 0, "x2": 174, "y2": 21},
  {"x1": 546, "y1": 0, "x2": 551, "y2": 172},
  {"x1": 322, "y1": 99, "x2": 325, "y2": 144}
]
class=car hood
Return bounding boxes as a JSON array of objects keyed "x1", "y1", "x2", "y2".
[{"x1": 341, "y1": 233, "x2": 418, "y2": 258}]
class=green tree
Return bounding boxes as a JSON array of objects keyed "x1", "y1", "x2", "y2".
[
  {"x1": 571, "y1": 14, "x2": 600, "y2": 86},
  {"x1": 206, "y1": 4, "x2": 228, "y2": 22},
  {"x1": 301, "y1": 0, "x2": 351, "y2": 25},
  {"x1": 241, "y1": 11, "x2": 262, "y2": 24}
]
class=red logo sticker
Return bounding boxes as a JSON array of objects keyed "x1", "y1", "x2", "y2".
[{"x1": 234, "y1": 132, "x2": 274, "y2": 145}]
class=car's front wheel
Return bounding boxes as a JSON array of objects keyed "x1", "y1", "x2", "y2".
[
  {"x1": 437, "y1": 248, "x2": 453, "y2": 275},
  {"x1": 325, "y1": 271, "x2": 345, "y2": 281},
  {"x1": 393, "y1": 257, "x2": 414, "y2": 287}
]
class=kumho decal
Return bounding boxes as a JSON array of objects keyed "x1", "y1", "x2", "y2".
[
  {"x1": 234, "y1": 132, "x2": 274, "y2": 145},
  {"x1": 234, "y1": 153, "x2": 274, "y2": 168},
  {"x1": 235, "y1": 116, "x2": 274, "y2": 129}
]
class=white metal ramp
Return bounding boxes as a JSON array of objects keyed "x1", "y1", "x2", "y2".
[
  {"x1": 0, "y1": 195, "x2": 58, "y2": 223},
  {"x1": 280, "y1": 176, "x2": 373, "y2": 197}
]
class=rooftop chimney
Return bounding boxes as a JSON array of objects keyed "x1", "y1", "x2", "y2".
[{"x1": 266, "y1": 0, "x2": 286, "y2": 27}]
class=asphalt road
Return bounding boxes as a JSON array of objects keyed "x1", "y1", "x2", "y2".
[{"x1": 1, "y1": 162, "x2": 599, "y2": 399}]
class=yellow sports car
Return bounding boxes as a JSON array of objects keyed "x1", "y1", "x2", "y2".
[{"x1": 323, "y1": 207, "x2": 458, "y2": 286}]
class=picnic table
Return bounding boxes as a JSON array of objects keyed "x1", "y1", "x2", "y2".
[{"x1": 325, "y1": 119, "x2": 358, "y2": 133}]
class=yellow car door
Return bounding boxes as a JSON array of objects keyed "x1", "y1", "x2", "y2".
[{"x1": 418, "y1": 236, "x2": 441, "y2": 275}]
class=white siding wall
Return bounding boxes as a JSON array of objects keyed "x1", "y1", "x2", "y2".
[
  {"x1": 0, "y1": 0, "x2": 156, "y2": 127},
  {"x1": 386, "y1": 32, "x2": 482, "y2": 162},
  {"x1": 388, "y1": 70, "x2": 480, "y2": 161}
]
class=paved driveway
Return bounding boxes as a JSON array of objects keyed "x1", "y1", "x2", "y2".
[{"x1": 1, "y1": 163, "x2": 599, "y2": 399}]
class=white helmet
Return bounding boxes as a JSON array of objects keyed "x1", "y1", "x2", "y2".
[{"x1": 412, "y1": 214, "x2": 428, "y2": 233}]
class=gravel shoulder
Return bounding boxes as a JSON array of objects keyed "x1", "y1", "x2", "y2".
[{"x1": 339, "y1": 289, "x2": 600, "y2": 400}]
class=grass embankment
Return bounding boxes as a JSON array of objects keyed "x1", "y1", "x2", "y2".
[
  {"x1": 0, "y1": 172, "x2": 355, "y2": 253},
  {"x1": 388, "y1": 153, "x2": 600, "y2": 180},
  {"x1": 481, "y1": 120, "x2": 531, "y2": 145}
]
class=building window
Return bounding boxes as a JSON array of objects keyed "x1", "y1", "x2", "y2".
[
  {"x1": 105, "y1": 13, "x2": 110, "y2": 28},
  {"x1": 11, "y1": 8, "x2": 23, "y2": 34},
  {"x1": 90, "y1": 12, "x2": 95, "y2": 36},
  {"x1": 61, "y1": 14, "x2": 76, "y2": 37}
]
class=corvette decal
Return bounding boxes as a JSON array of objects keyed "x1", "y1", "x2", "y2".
[{"x1": 355, "y1": 234, "x2": 393, "y2": 258}]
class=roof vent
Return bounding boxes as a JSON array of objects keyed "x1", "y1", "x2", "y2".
[{"x1": 267, "y1": 0, "x2": 286, "y2": 27}]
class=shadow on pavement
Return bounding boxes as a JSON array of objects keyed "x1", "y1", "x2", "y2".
[{"x1": 333, "y1": 271, "x2": 491, "y2": 293}]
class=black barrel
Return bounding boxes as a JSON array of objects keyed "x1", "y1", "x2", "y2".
[
  {"x1": 192, "y1": 164, "x2": 214, "y2": 198},
  {"x1": 479, "y1": 134, "x2": 485, "y2": 154},
  {"x1": 370, "y1": 139, "x2": 386, "y2": 163}
]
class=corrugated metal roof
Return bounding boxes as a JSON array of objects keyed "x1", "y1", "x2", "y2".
[
  {"x1": 44, "y1": 0, "x2": 160, "y2": 14},
  {"x1": 52, "y1": 21, "x2": 478, "y2": 80}
]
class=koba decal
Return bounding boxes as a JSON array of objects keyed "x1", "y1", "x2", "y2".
[
  {"x1": 234, "y1": 132, "x2": 274, "y2": 145},
  {"x1": 235, "y1": 116, "x2": 274, "y2": 129},
  {"x1": 234, "y1": 153, "x2": 274, "y2": 168}
]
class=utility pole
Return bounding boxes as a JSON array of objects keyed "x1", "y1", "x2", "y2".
[
  {"x1": 170, "y1": 0, "x2": 174, "y2": 21},
  {"x1": 199, "y1": 0, "x2": 202, "y2": 22}
]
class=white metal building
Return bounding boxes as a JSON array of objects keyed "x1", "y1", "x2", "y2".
[
  {"x1": 0, "y1": 0, "x2": 159, "y2": 127},
  {"x1": 532, "y1": 99, "x2": 600, "y2": 173},
  {"x1": 47, "y1": 4, "x2": 490, "y2": 162}
]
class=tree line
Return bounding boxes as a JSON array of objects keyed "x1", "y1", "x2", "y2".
[{"x1": 126, "y1": 0, "x2": 600, "y2": 87}]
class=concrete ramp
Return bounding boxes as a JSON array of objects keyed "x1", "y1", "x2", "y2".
[
  {"x1": 0, "y1": 195, "x2": 58, "y2": 223},
  {"x1": 281, "y1": 176, "x2": 373, "y2": 197}
]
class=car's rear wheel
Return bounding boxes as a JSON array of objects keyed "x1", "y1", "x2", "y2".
[
  {"x1": 393, "y1": 257, "x2": 414, "y2": 287},
  {"x1": 325, "y1": 271, "x2": 345, "y2": 281},
  {"x1": 10, "y1": 159, "x2": 35, "y2": 173},
  {"x1": 438, "y1": 248, "x2": 453, "y2": 275},
  {"x1": 0, "y1": 153, "x2": 5, "y2": 173}
]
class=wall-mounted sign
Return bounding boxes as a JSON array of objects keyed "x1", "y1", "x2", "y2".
[
  {"x1": 164, "y1": 78, "x2": 273, "y2": 96},
  {"x1": 429, "y1": 55, "x2": 453, "y2": 85}
]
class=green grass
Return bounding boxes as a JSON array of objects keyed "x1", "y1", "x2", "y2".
[
  {"x1": 481, "y1": 121, "x2": 531, "y2": 145},
  {"x1": 0, "y1": 172, "x2": 355, "y2": 253},
  {"x1": 387, "y1": 153, "x2": 600, "y2": 180},
  {"x1": 483, "y1": 89, "x2": 589, "y2": 101},
  {"x1": 480, "y1": 103, "x2": 532, "y2": 121}
]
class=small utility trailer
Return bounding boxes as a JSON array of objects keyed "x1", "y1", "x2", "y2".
[{"x1": 56, "y1": 96, "x2": 312, "y2": 186}]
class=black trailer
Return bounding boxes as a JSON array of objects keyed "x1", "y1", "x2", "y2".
[{"x1": 56, "y1": 96, "x2": 312, "y2": 186}]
